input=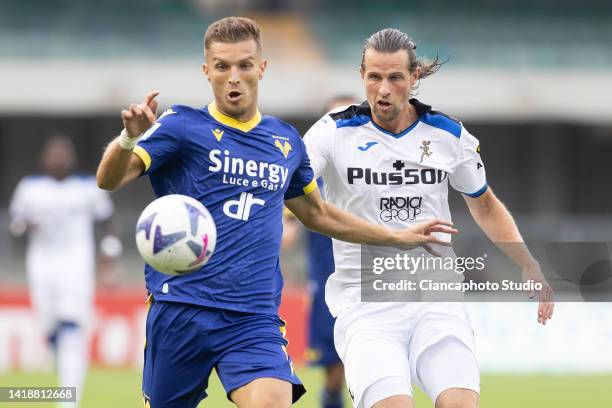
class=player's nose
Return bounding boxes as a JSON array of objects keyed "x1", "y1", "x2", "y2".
[
  {"x1": 378, "y1": 83, "x2": 391, "y2": 98},
  {"x1": 228, "y1": 66, "x2": 241, "y2": 84}
]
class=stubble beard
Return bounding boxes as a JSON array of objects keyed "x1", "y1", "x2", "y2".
[{"x1": 373, "y1": 104, "x2": 401, "y2": 123}]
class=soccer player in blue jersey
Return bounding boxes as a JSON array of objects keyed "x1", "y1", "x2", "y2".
[{"x1": 96, "y1": 17, "x2": 457, "y2": 408}]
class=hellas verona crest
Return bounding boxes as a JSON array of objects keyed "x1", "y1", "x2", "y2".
[{"x1": 273, "y1": 135, "x2": 292, "y2": 158}]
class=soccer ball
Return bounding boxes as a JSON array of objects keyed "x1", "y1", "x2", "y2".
[{"x1": 135, "y1": 194, "x2": 216, "y2": 275}]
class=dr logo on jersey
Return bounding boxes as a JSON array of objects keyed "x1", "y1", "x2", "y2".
[{"x1": 222, "y1": 192, "x2": 265, "y2": 221}]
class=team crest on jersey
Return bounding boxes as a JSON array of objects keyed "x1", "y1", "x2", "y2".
[
  {"x1": 273, "y1": 135, "x2": 292, "y2": 158},
  {"x1": 420, "y1": 140, "x2": 433, "y2": 163},
  {"x1": 212, "y1": 128, "x2": 224, "y2": 141}
]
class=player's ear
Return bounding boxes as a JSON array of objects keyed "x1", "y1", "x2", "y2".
[
  {"x1": 412, "y1": 65, "x2": 420, "y2": 82},
  {"x1": 258, "y1": 59, "x2": 268, "y2": 80},
  {"x1": 202, "y1": 63, "x2": 210, "y2": 82},
  {"x1": 359, "y1": 65, "x2": 365, "y2": 79}
]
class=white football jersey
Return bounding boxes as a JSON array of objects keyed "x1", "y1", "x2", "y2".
[
  {"x1": 9, "y1": 175, "x2": 113, "y2": 281},
  {"x1": 304, "y1": 99, "x2": 487, "y2": 315}
]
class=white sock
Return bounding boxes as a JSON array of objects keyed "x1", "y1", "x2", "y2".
[{"x1": 57, "y1": 326, "x2": 89, "y2": 407}]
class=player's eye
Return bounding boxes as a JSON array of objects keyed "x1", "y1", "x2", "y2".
[
  {"x1": 240, "y1": 63, "x2": 253, "y2": 70},
  {"x1": 215, "y1": 64, "x2": 227, "y2": 71},
  {"x1": 368, "y1": 74, "x2": 381, "y2": 81},
  {"x1": 390, "y1": 74, "x2": 404, "y2": 81}
]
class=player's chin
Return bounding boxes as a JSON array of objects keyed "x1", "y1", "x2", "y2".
[
  {"x1": 374, "y1": 107, "x2": 399, "y2": 122},
  {"x1": 227, "y1": 94, "x2": 253, "y2": 110},
  {"x1": 222, "y1": 99, "x2": 247, "y2": 115},
  {"x1": 225, "y1": 95, "x2": 244, "y2": 107}
]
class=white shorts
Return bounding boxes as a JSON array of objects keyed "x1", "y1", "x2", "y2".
[
  {"x1": 27, "y1": 255, "x2": 94, "y2": 333},
  {"x1": 334, "y1": 302, "x2": 480, "y2": 407}
]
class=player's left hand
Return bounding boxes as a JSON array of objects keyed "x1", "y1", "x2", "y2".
[
  {"x1": 394, "y1": 218, "x2": 459, "y2": 256},
  {"x1": 522, "y1": 262, "x2": 554, "y2": 325}
]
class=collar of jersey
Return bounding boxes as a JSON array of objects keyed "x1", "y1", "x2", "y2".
[
  {"x1": 370, "y1": 118, "x2": 420, "y2": 139},
  {"x1": 207, "y1": 102, "x2": 262, "y2": 133}
]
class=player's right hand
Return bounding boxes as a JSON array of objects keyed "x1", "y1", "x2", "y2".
[
  {"x1": 121, "y1": 90, "x2": 159, "y2": 138},
  {"x1": 394, "y1": 219, "x2": 458, "y2": 256},
  {"x1": 522, "y1": 262, "x2": 554, "y2": 325}
]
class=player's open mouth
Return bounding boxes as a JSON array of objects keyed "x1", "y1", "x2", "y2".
[
  {"x1": 377, "y1": 100, "x2": 392, "y2": 110},
  {"x1": 227, "y1": 91, "x2": 242, "y2": 102}
]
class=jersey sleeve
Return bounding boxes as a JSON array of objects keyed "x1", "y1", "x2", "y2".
[
  {"x1": 133, "y1": 107, "x2": 184, "y2": 174},
  {"x1": 284, "y1": 136, "x2": 316, "y2": 200},
  {"x1": 8, "y1": 178, "x2": 34, "y2": 236},
  {"x1": 9, "y1": 178, "x2": 29, "y2": 223},
  {"x1": 303, "y1": 115, "x2": 335, "y2": 180},
  {"x1": 449, "y1": 127, "x2": 488, "y2": 197}
]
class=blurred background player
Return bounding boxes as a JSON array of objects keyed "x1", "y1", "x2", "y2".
[
  {"x1": 283, "y1": 95, "x2": 358, "y2": 408},
  {"x1": 8, "y1": 135, "x2": 120, "y2": 406}
]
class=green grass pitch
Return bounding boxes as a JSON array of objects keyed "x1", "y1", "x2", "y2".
[{"x1": 1, "y1": 367, "x2": 610, "y2": 407}]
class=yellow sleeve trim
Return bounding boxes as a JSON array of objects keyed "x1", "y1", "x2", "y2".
[
  {"x1": 133, "y1": 146, "x2": 152, "y2": 172},
  {"x1": 302, "y1": 179, "x2": 317, "y2": 195}
]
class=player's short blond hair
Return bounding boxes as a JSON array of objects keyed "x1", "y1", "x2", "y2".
[{"x1": 204, "y1": 17, "x2": 262, "y2": 52}]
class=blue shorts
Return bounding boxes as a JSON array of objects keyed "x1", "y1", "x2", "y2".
[
  {"x1": 142, "y1": 298, "x2": 306, "y2": 407},
  {"x1": 307, "y1": 282, "x2": 341, "y2": 367}
]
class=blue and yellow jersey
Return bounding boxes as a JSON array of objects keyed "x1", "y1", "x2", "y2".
[{"x1": 134, "y1": 103, "x2": 315, "y2": 315}]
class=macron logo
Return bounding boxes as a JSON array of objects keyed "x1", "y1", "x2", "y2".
[
  {"x1": 358, "y1": 141, "x2": 378, "y2": 151},
  {"x1": 212, "y1": 128, "x2": 224, "y2": 141},
  {"x1": 223, "y1": 192, "x2": 265, "y2": 221}
]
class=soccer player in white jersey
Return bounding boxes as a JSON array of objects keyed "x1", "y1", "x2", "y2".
[
  {"x1": 9, "y1": 136, "x2": 119, "y2": 406},
  {"x1": 303, "y1": 29, "x2": 555, "y2": 408}
]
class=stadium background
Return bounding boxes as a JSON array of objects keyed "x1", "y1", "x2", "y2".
[{"x1": 1, "y1": 0, "x2": 611, "y2": 406}]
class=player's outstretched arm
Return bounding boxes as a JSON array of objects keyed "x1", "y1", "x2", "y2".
[
  {"x1": 96, "y1": 91, "x2": 159, "y2": 191},
  {"x1": 285, "y1": 187, "x2": 458, "y2": 254},
  {"x1": 464, "y1": 187, "x2": 554, "y2": 325}
]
